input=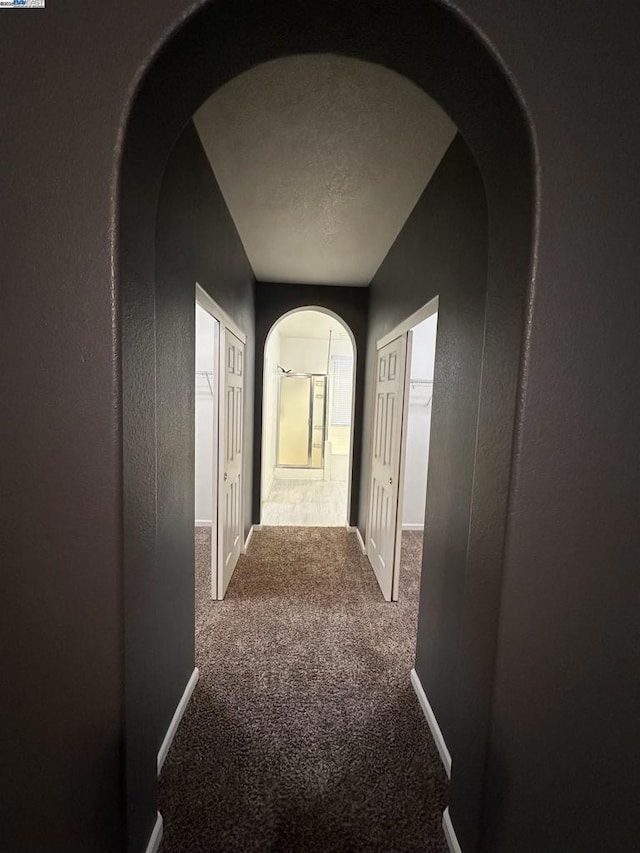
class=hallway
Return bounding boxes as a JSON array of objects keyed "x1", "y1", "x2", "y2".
[
  {"x1": 159, "y1": 528, "x2": 448, "y2": 852},
  {"x1": 261, "y1": 479, "x2": 349, "y2": 526}
]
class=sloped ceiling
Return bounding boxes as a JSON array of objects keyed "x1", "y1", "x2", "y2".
[{"x1": 194, "y1": 54, "x2": 456, "y2": 287}]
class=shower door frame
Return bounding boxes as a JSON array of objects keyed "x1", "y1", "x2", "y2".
[{"x1": 275, "y1": 372, "x2": 327, "y2": 470}]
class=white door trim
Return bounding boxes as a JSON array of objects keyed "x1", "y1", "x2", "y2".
[
  {"x1": 392, "y1": 329, "x2": 413, "y2": 601},
  {"x1": 377, "y1": 295, "x2": 439, "y2": 349},
  {"x1": 196, "y1": 282, "x2": 247, "y2": 344},
  {"x1": 196, "y1": 295, "x2": 221, "y2": 600}
]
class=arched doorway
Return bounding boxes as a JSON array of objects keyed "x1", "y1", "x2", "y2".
[
  {"x1": 261, "y1": 308, "x2": 357, "y2": 527},
  {"x1": 118, "y1": 2, "x2": 536, "y2": 850}
]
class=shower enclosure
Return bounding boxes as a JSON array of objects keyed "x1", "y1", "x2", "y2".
[{"x1": 276, "y1": 373, "x2": 327, "y2": 469}]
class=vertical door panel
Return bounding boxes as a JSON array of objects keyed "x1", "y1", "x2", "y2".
[
  {"x1": 366, "y1": 335, "x2": 408, "y2": 601},
  {"x1": 218, "y1": 328, "x2": 245, "y2": 599}
]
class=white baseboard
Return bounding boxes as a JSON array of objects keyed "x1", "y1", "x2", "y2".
[
  {"x1": 242, "y1": 525, "x2": 255, "y2": 554},
  {"x1": 347, "y1": 525, "x2": 366, "y2": 554},
  {"x1": 410, "y1": 668, "x2": 451, "y2": 778},
  {"x1": 274, "y1": 467, "x2": 323, "y2": 480},
  {"x1": 195, "y1": 519, "x2": 212, "y2": 527},
  {"x1": 443, "y1": 807, "x2": 462, "y2": 853},
  {"x1": 157, "y1": 667, "x2": 199, "y2": 775},
  {"x1": 145, "y1": 812, "x2": 163, "y2": 853},
  {"x1": 402, "y1": 523, "x2": 424, "y2": 531}
]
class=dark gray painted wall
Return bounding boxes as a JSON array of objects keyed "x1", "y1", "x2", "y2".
[
  {"x1": 253, "y1": 283, "x2": 369, "y2": 527},
  {"x1": 362, "y1": 135, "x2": 500, "y2": 849},
  {"x1": 2, "y1": 2, "x2": 639, "y2": 853},
  {"x1": 154, "y1": 122, "x2": 255, "y2": 759},
  {"x1": 362, "y1": 132, "x2": 487, "y2": 750},
  {"x1": 473, "y1": 7, "x2": 640, "y2": 850},
  {"x1": 116, "y1": 4, "x2": 537, "y2": 850}
]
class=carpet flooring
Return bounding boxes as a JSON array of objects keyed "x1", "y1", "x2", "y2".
[{"x1": 159, "y1": 527, "x2": 448, "y2": 852}]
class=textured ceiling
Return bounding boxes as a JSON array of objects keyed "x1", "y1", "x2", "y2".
[{"x1": 194, "y1": 54, "x2": 456, "y2": 286}]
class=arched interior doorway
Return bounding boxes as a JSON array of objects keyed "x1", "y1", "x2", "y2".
[
  {"x1": 261, "y1": 308, "x2": 357, "y2": 527},
  {"x1": 118, "y1": 2, "x2": 536, "y2": 851}
]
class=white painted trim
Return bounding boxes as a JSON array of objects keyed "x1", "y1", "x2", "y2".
[
  {"x1": 195, "y1": 519, "x2": 212, "y2": 527},
  {"x1": 443, "y1": 808, "x2": 463, "y2": 853},
  {"x1": 377, "y1": 295, "x2": 439, "y2": 350},
  {"x1": 410, "y1": 668, "x2": 451, "y2": 777},
  {"x1": 157, "y1": 668, "x2": 200, "y2": 775},
  {"x1": 347, "y1": 525, "x2": 366, "y2": 554},
  {"x1": 196, "y1": 282, "x2": 246, "y2": 344},
  {"x1": 392, "y1": 328, "x2": 413, "y2": 601},
  {"x1": 402, "y1": 523, "x2": 425, "y2": 531},
  {"x1": 145, "y1": 812, "x2": 163, "y2": 853},
  {"x1": 242, "y1": 525, "x2": 255, "y2": 554},
  {"x1": 262, "y1": 471, "x2": 274, "y2": 502}
]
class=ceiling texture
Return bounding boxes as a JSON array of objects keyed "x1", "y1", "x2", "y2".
[{"x1": 194, "y1": 54, "x2": 456, "y2": 287}]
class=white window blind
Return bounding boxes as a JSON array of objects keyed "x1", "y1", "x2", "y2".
[{"x1": 330, "y1": 356, "x2": 353, "y2": 426}]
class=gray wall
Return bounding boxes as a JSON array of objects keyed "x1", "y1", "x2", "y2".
[
  {"x1": 154, "y1": 122, "x2": 255, "y2": 759},
  {"x1": 361, "y1": 131, "x2": 487, "y2": 742},
  {"x1": 362, "y1": 135, "x2": 493, "y2": 849},
  {"x1": 2, "y1": 2, "x2": 639, "y2": 853}
]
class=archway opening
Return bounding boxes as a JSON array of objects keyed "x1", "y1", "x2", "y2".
[
  {"x1": 118, "y1": 2, "x2": 536, "y2": 851},
  {"x1": 261, "y1": 308, "x2": 356, "y2": 526}
]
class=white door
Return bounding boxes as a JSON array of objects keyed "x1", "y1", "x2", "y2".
[
  {"x1": 366, "y1": 334, "x2": 409, "y2": 601},
  {"x1": 217, "y1": 327, "x2": 245, "y2": 598}
]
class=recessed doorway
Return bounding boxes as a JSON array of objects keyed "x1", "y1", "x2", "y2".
[
  {"x1": 397, "y1": 311, "x2": 438, "y2": 595},
  {"x1": 366, "y1": 300, "x2": 438, "y2": 601},
  {"x1": 195, "y1": 285, "x2": 248, "y2": 600},
  {"x1": 261, "y1": 308, "x2": 356, "y2": 526},
  {"x1": 195, "y1": 301, "x2": 220, "y2": 596}
]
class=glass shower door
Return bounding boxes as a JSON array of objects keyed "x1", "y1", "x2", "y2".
[
  {"x1": 277, "y1": 374, "x2": 326, "y2": 468},
  {"x1": 277, "y1": 375, "x2": 312, "y2": 467}
]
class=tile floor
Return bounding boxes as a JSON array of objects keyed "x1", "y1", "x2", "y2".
[{"x1": 261, "y1": 478, "x2": 349, "y2": 526}]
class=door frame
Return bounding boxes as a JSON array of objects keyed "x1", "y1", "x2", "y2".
[
  {"x1": 366, "y1": 296, "x2": 439, "y2": 601},
  {"x1": 195, "y1": 283, "x2": 247, "y2": 600}
]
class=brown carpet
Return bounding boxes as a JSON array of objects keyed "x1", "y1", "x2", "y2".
[{"x1": 159, "y1": 527, "x2": 448, "y2": 852}]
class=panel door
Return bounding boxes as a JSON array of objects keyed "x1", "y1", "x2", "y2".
[
  {"x1": 218, "y1": 328, "x2": 244, "y2": 598},
  {"x1": 366, "y1": 334, "x2": 408, "y2": 601}
]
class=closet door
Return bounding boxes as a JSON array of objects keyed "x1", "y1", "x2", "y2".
[
  {"x1": 366, "y1": 334, "x2": 409, "y2": 601},
  {"x1": 218, "y1": 328, "x2": 244, "y2": 598}
]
